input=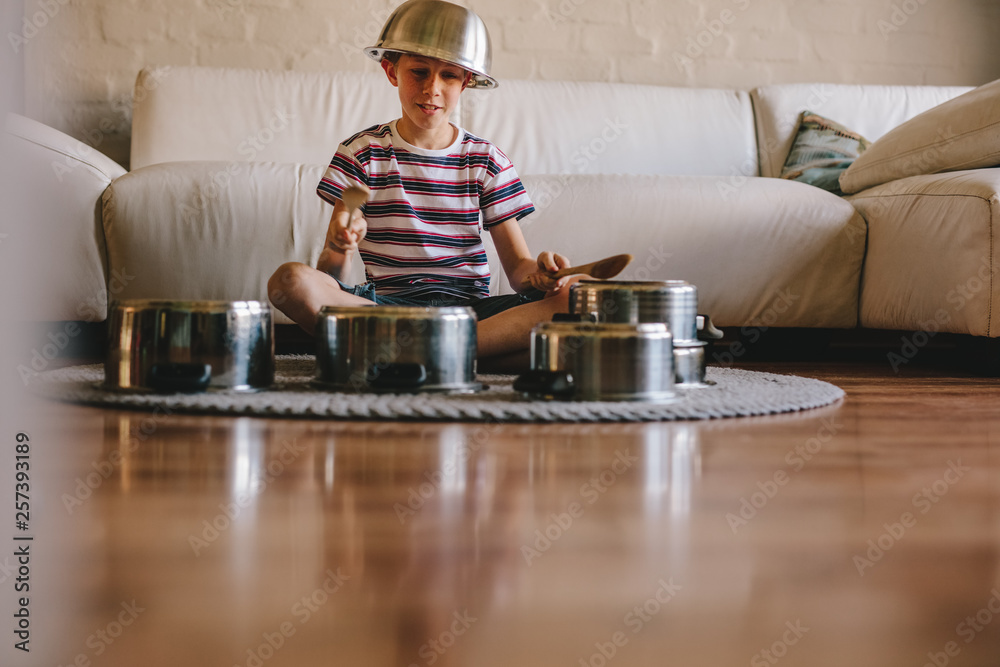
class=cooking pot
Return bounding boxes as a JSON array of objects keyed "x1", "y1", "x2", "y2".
[
  {"x1": 569, "y1": 280, "x2": 699, "y2": 340},
  {"x1": 516, "y1": 320, "x2": 675, "y2": 402},
  {"x1": 104, "y1": 300, "x2": 274, "y2": 393},
  {"x1": 569, "y1": 280, "x2": 716, "y2": 385},
  {"x1": 313, "y1": 305, "x2": 481, "y2": 393}
]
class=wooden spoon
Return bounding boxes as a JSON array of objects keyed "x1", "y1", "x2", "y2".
[
  {"x1": 520, "y1": 253, "x2": 633, "y2": 289},
  {"x1": 341, "y1": 184, "x2": 370, "y2": 231}
]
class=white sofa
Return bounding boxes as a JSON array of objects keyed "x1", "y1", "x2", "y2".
[{"x1": 8, "y1": 65, "x2": 997, "y2": 344}]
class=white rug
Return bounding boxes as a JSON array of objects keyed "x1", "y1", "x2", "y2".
[{"x1": 31, "y1": 356, "x2": 844, "y2": 423}]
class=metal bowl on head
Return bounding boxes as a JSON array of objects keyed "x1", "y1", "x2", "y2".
[
  {"x1": 314, "y1": 305, "x2": 481, "y2": 393},
  {"x1": 104, "y1": 300, "x2": 274, "y2": 393},
  {"x1": 365, "y1": 0, "x2": 497, "y2": 89}
]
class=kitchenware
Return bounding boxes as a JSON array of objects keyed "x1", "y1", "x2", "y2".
[
  {"x1": 339, "y1": 184, "x2": 369, "y2": 242},
  {"x1": 517, "y1": 320, "x2": 675, "y2": 402},
  {"x1": 519, "y1": 253, "x2": 633, "y2": 290},
  {"x1": 340, "y1": 184, "x2": 369, "y2": 217},
  {"x1": 313, "y1": 305, "x2": 481, "y2": 393},
  {"x1": 569, "y1": 280, "x2": 719, "y2": 385},
  {"x1": 365, "y1": 0, "x2": 497, "y2": 89},
  {"x1": 569, "y1": 279, "x2": 698, "y2": 339},
  {"x1": 104, "y1": 300, "x2": 274, "y2": 393},
  {"x1": 673, "y1": 340, "x2": 708, "y2": 387}
]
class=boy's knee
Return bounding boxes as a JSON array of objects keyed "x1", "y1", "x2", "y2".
[{"x1": 268, "y1": 262, "x2": 309, "y2": 305}]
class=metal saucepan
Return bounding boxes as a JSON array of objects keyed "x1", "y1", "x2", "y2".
[
  {"x1": 569, "y1": 280, "x2": 719, "y2": 385},
  {"x1": 313, "y1": 305, "x2": 481, "y2": 393},
  {"x1": 516, "y1": 319, "x2": 675, "y2": 402},
  {"x1": 104, "y1": 300, "x2": 274, "y2": 393},
  {"x1": 569, "y1": 280, "x2": 699, "y2": 340}
]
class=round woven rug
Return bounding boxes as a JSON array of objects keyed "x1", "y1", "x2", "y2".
[{"x1": 30, "y1": 356, "x2": 844, "y2": 423}]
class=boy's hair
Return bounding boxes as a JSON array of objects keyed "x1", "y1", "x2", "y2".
[{"x1": 381, "y1": 51, "x2": 402, "y2": 66}]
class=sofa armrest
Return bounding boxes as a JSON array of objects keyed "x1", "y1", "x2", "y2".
[
  {"x1": 3, "y1": 113, "x2": 126, "y2": 322},
  {"x1": 848, "y1": 168, "x2": 1000, "y2": 336}
]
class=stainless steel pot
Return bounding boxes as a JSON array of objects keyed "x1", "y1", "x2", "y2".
[
  {"x1": 314, "y1": 306, "x2": 480, "y2": 393},
  {"x1": 104, "y1": 300, "x2": 274, "y2": 393},
  {"x1": 673, "y1": 340, "x2": 708, "y2": 387},
  {"x1": 569, "y1": 280, "x2": 699, "y2": 340},
  {"x1": 517, "y1": 320, "x2": 675, "y2": 402},
  {"x1": 569, "y1": 280, "x2": 716, "y2": 385}
]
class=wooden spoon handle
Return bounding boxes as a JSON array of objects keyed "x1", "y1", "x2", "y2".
[{"x1": 520, "y1": 253, "x2": 633, "y2": 289}]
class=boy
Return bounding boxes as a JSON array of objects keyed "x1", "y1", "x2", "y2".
[{"x1": 268, "y1": 0, "x2": 582, "y2": 362}]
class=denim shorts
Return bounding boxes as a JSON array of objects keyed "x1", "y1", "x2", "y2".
[{"x1": 335, "y1": 279, "x2": 545, "y2": 320}]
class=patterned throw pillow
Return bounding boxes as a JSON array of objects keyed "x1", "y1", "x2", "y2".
[{"x1": 780, "y1": 111, "x2": 871, "y2": 196}]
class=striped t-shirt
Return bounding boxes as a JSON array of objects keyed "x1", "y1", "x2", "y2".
[{"x1": 317, "y1": 120, "x2": 535, "y2": 300}]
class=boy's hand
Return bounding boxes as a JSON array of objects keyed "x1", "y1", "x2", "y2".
[
  {"x1": 526, "y1": 251, "x2": 572, "y2": 292},
  {"x1": 329, "y1": 206, "x2": 367, "y2": 252}
]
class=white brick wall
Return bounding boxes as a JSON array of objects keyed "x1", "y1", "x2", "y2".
[{"x1": 15, "y1": 0, "x2": 1000, "y2": 169}]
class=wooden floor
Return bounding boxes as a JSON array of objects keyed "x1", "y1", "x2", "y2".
[{"x1": 5, "y1": 360, "x2": 1000, "y2": 667}]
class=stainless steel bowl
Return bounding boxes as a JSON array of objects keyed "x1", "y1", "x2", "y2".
[
  {"x1": 569, "y1": 280, "x2": 699, "y2": 341},
  {"x1": 674, "y1": 340, "x2": 708, "y2": 387},
  {"x1": 104, "y1": 300, "x2": 274, "y2": 393},
  {"x1": 314, "y1": 306, "x2": 480, "y2": 393},
  {"x1": 521, "y1": 321, "x2": 675, "y2": 402},
  {"x1": 365, "y1": 0, "x2": 497, "y2": 89}
]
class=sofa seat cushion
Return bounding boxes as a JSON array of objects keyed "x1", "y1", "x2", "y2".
[
  {"x1": 840, "y1": 78, "x2": 1000, "y2": 194},
  {"x1": 848, "y1": 168, "x2": 1000, "y2": 336},
  {"x1": 487, "y1": 174, "x2": 866, "y2": 329},
  {"x1": 105, "y1": 163, "x2": 865, "y2": 331},
  {"x1": 101, "y1": 161, "x2": 364, "y2": 325}
]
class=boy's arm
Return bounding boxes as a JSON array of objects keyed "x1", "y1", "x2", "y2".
[
  {"x1": 489, "y1": 217, "x2": 571, "y2": 293},
  {"x1": 317, "y1": 200, "x2": 366, "y2": 281}
]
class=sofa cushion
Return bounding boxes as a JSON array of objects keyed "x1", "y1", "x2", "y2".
[
  {"x1": 840, "y1": 78, "x2": 1000, "y2": 194},
  {"x1": 752, "y1": 83, "x2": 972, "y2": 179},
  {"x1": 103, "y1": 161, "x2": 865, "y2": 330},
  {"x1": 130, "y1": 67, "x2": 404, "y2": 170},
  {"x1": 462, "y1": 80, "x2": 758, "y2": 177},
  {"x1": 101, "y1": 161, "x2": 365, "y2": 325},
  {"x1": 779, "y1": 111, "x2": 870, "y2": 196},
  {"x1": 848, "y1": 169, "x2": 1000, "y2": 336},
  {"x1": 494, "y1": 174, "x2": 867, "y2": 329}
]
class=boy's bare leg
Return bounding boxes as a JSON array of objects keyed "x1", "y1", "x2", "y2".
[
  {"x1": 477, "y1": 278, "x2": 585, "y2": 360},
  {"x1": 267, "y1": 262, "x2": 373, "y2": 334}
]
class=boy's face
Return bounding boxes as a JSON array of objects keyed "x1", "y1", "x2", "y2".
[{"x1": 382, "y1": 53, "x2": 471, "y2": 148}]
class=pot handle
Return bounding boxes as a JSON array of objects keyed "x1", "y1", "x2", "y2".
[
  {"x1": 368, "y1": 363, "x2": 428, "y2": 391},
  {"x1": 149, "y1": 363, "x2": 212, "y2": 393},
  {"x1": 697, "y1": 314, "x2": 725, "y2": 341},
  {"x1": 513, "y1": 369, "x2": 576, "y2": 400}
]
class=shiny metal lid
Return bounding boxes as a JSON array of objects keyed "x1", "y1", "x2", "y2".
[{"x1": 365, "y1": 0, "x2": 497, "y2": 89}]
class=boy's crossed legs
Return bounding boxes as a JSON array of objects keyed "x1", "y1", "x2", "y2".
[{"x1": 267, "y1": 262, "x2": 584, "y2": 361}]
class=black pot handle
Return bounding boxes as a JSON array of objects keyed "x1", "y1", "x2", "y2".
[
  {"x1": 149, "y1": 363, "x2": 212, "y2": 393},
  {"x1": 368, "y1": 362, "x2": 428, "y2": 391},
  {"x1": 513, "y1": 369, "x2": 576, "y2": 400}
]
